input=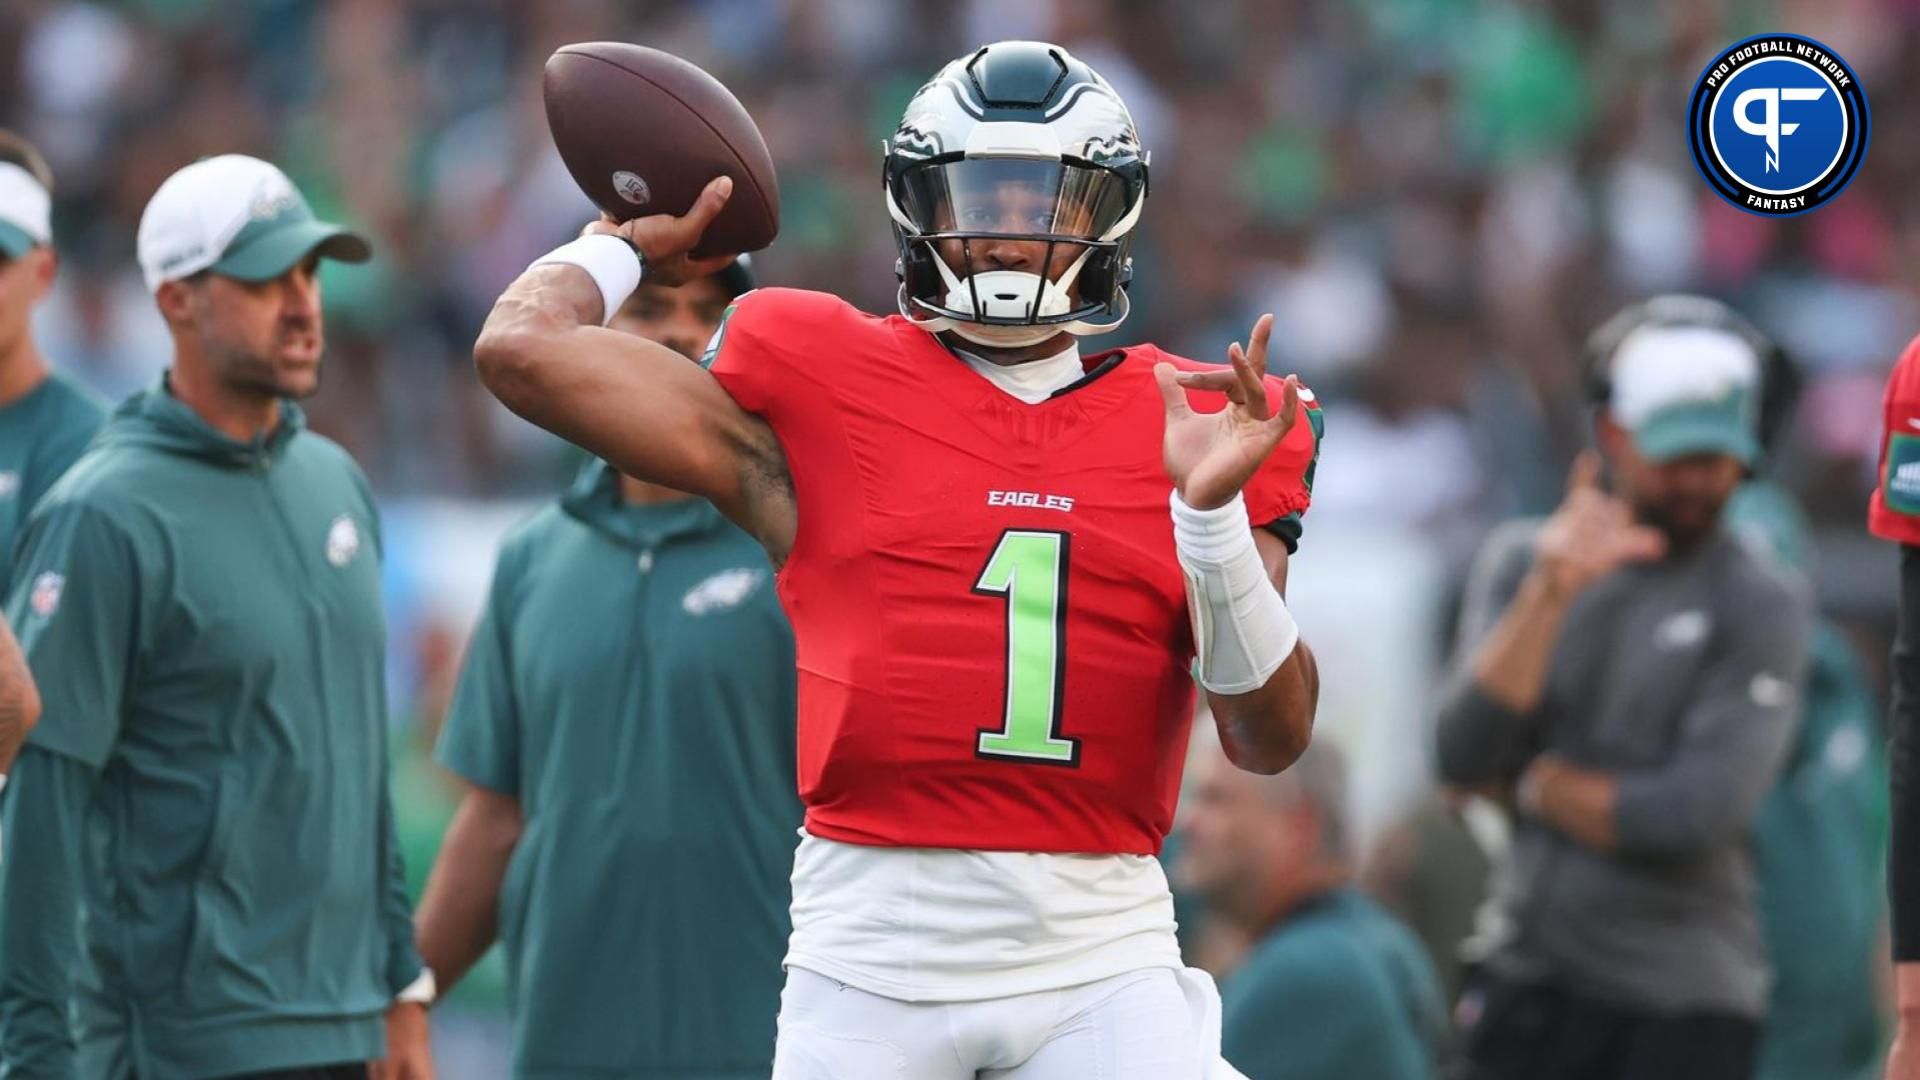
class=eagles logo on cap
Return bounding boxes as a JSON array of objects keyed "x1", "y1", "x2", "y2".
[{"x1": 136, "y1": 155, "x2": 373, "y2": 292}]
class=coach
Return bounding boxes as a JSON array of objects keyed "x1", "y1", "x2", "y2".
[
  {"x1": 1436, "y1": 299, "x2": 1810, "y2": 1080},
  {"x1": 0, "y1": 130, "x2": 105, "y2": 782},
  {"x1": 415, "y1": 259, "x2": 801, "y2": 1078},
  {"x1": 0, "y1": 129, "x2": 106, "y2": 587},
  {"x1": 0, "y1": 155, "x2": 431, "y2": 1079}
]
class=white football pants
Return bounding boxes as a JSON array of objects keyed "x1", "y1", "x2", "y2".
[{"x1": 771, "y1": 965, "x2": 1251, "y2": 1080}]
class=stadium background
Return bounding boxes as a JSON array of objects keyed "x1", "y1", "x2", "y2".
[{"x1": 2, "y1": 0, "x2": 1910, "y2": 1072}]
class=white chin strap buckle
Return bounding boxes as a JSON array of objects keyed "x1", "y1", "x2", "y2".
[
  {"x1": 941, "y1": 268, "x2": 1071, "y2": 322},
  {"x1": 931, "y1": 251, "x2": 1098, "y2": 348}
]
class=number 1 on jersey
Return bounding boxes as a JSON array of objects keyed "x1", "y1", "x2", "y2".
[{"x1": 973, "y1": 530, "x2": 1079, "y2": 766}]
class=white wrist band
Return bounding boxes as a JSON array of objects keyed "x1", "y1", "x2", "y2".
[
  {"x1": 1172, "y1": 491, "x2": 1299, "y2": 695},
  {"x1": 529, "y1": 235, "x2": 644, "y2": 327},
  {"x1": 396, "y1": 967, "x2": 436, "y2": 1006}
]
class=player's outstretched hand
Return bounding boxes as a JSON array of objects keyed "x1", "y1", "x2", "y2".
[
  {"x1": 1154, "y1": 313, "x2": 1300, "y2": 511},
  {"x1": 584, "y1": 175, "x2": 740, "y2": 286},
  {"x1": 1532, "y1": 452, "x2": 1666, "y2": 599}
]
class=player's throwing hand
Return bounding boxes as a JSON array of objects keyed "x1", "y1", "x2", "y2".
[
  {"x1": 1154, "y1": 313, "x2": 1301, "y2": 511},
  {"x1": 584, "y1": 175, "x2": 740, "y2": 286}
]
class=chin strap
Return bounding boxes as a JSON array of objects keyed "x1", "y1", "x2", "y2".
[
  {"x1": 899, "y1": 283, "x2": 1130, "y2": 346},
  {"x1": 943, "y1": 319, "x2": 1068, "y2": 349}
]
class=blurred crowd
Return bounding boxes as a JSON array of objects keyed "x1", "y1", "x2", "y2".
[
  {"x1": 0, "y1": 0, "x2": 1913, "y2": 537},
  {"x1": 4, "y1": 0, "x2": 1915, "y2": 1071}
]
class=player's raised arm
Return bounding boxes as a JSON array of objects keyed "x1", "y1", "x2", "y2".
[{"x1": 473, "y1": 178, "x2": 792, "y2": 552}]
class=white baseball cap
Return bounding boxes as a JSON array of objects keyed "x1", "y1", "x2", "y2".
[
  {"x1": 0, "y1": 161, "x2": 52, "y2": 260},
  {"x1": 136, "y1": 154, "x2": 370, "y2": 292},
  {"x1": 1610, "y1": 324, "x2": 1762, "y2": 465}
]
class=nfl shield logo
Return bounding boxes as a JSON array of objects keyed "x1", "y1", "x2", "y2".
[
  {"x1": 325, "y1": 514, "x2": 361, "y2": 568},
  {"x1": 29, "y1": 572, "x2": 64, "y2": 617}
]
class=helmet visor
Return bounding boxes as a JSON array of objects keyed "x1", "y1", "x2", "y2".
[{"x1": 892, "y1": 158, "x2": 1133, "y2": 241}]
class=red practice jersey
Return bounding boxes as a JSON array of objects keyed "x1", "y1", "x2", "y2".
[
  {"x1": 1872, "y1": 333, "x2": 1920, "y2": 546},
  {"x1": 706, "y1": 288, "x2": 1319, "y2": 855}
]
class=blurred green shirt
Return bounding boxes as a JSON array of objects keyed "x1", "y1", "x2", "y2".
[
  {"x1": 1220, "y1": 887, "x2": 1446, "y2": 1080},
  {"x1": 1728, "y1": 480, "x2": 1889, "y2": 1080},
  {"x1": 1752, "y1": 624, "x2": 1887, "y2": 1080},
  {"x1": 0, "y1": 372, "x2": 104, "y2": 586},
  {"x1": 437, "y1": 459, "x2": 800, "y2": 1080}
]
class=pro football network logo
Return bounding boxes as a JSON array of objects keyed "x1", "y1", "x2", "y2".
[{"x1": 1688, "y1": 34, "x2": 1868, "y2": 216}]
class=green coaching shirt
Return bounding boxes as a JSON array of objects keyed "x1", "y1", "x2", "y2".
[
  {"x1": 1220, "y1": 888, "x2": 1447, "y2": 1080},
  {"x1": 0, "y1": 379, "x2": 421, "y2": 1079},
  {"x1": 439, "y1": 459, "x2": 800, "y2": 1080},
  {"x1": 0, "y1": 372, "x2": 105, "y2": 584}
]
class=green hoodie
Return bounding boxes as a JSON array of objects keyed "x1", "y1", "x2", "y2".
[
  {"x1": 0, "y1": 377, "x2": 420, "y2": 1079},
  {"x1": 437, "y1": 458, "x2": 799, "y2": 1079}
]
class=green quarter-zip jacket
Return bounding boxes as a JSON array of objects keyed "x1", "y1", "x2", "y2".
[
  {"x1": 438, "y1": 459, "x2": 800, "y2": 1079},
  {"x1": 0, "y1": 377, "x2": 421, "y2": 1079}
]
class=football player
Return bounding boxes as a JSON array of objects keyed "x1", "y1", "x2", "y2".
[{"x1": 474, "y1": 41, "x2": 1321, "y2": 1080}]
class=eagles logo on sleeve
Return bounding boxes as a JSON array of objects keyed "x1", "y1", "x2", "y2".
[{"x1": 1872, "y1": 334, "x2": 1920, "y2": 546}]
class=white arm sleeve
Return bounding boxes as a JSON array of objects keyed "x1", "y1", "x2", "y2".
[{"x1": 1172, "y1": 491, "x2": 1300, "y2": 695}]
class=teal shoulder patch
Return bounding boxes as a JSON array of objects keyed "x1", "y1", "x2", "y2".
[
  {"x1": 1301, "y1": 405, "x2": 1325, "y2": 495},
  {"x1": 699, "y1": 300, "x2": 740, "y2": 370},
  {"x1": 1887, "y1": 433, "x2": 1920, "y2": 515}
]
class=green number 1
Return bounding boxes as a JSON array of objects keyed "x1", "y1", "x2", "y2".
[{"x1": 972, "y1": 530, "x2": 1079, "y2": 765}]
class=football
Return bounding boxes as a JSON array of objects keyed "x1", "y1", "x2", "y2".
[{"x1": 542, "y1": 42, "x2": 780, "y2": 257}]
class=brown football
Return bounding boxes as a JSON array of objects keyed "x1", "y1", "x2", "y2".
[{"x1": 543, "y1": 42, "x2": 780, "y2": 257}]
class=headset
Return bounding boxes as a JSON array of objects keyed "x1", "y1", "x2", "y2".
[{"x1": 1581, "y1": 294, "x2": 1800, "y2": 461}]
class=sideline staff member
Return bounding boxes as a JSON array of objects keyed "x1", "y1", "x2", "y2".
[
  {"x1": 416, "y1": 259, "x2": 802, "y2": 1078},
  {"x1": 0, "y1": 155, "x2": 432, "y2": 1080},
  {"x1": 1438, "y1": 298, "x2": 1810, "y2": 1080},
  {"x1": 0, "y1": 129, "x2": 105, "y2": 583},
  {"x1": 0, "y1": 131, "x2": 105, "y2": 780}
]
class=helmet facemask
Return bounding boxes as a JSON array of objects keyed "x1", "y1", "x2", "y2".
[
  {"x1": 884, "y1": 42, "x2": 1149, "y2": 349},
  {"x1": 888, "y1": 154, "x2": 1142, "y2": 348}
]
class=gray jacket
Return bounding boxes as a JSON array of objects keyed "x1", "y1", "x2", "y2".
[{"x1": 1435, "y1": 521, "x2": 1811, "y2": 1017}]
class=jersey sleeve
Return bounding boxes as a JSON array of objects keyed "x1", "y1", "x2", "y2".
[
  {"x1": 700, "y1": 287, "x2": 807, "y2": 417},
  {"x1": 4, "y1": 502, "x2": 139, "y2": 770},
  {"x1": 1871, "y1": 335, "x2": 1920, "y2": 546},
  {"x1": 1246, "y1": 386, "x2": 1322, "y2": 551},
  {"x1": 436, "y1": 544, "x2": 526, "y2": 797}
]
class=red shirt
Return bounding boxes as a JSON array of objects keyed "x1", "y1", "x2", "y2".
[
  {"x1": 707, "y1": 288, "x2": 1318, "y2": 855},
  {"x1": 1871, "y1": 334, "x2": 1920, "y2": 546}
]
